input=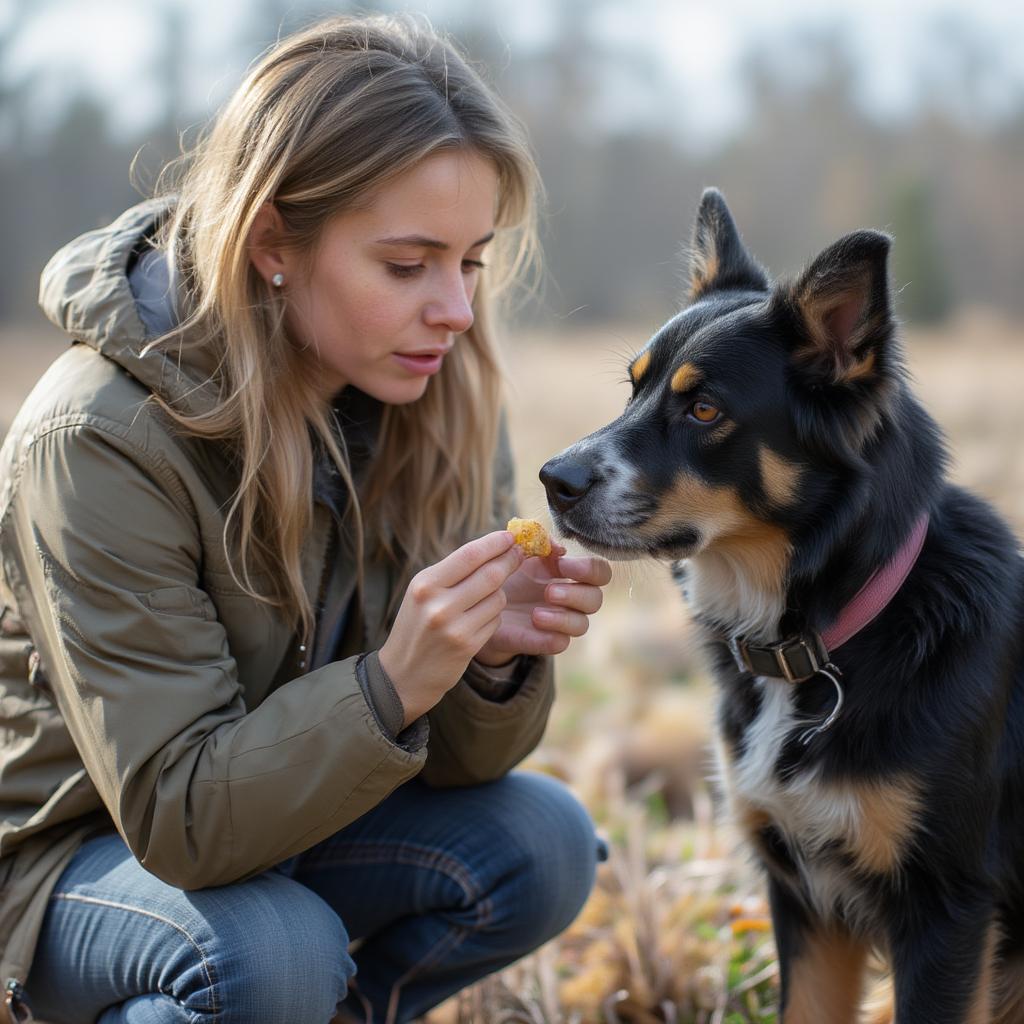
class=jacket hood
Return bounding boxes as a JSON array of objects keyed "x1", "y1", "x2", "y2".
[{"x1": 38, "y1": 197, "x2": 218, "y2": 413}]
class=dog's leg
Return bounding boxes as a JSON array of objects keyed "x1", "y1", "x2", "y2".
[
  {"x1": 769, "y1": 876, "x2": 869, "y2": 1024},
  {"x1": 889, "y1": 907, "x2": 997, "y2": 1023}
]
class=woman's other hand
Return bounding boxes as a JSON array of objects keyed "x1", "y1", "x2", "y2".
[
  {"x1": 473, "y1": 545, "x2": 613, "y2": 667},
  {"x1": 380, "y1": 531, "x2": 524, "y2": 727}
]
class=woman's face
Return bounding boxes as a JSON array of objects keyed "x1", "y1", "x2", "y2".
[{"x1": 282, "y1": 149, "x2": 499, "y2": 404}]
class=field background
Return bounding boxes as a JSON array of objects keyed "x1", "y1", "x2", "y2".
[
  {"x1": 4, "y1": 313, "x2": 1022, "y2": 1023},
  {"x1": 5, "y1": 0, "x2": 1024, "y2": 1018}
]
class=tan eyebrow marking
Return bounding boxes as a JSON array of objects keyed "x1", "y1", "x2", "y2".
[
  {"x1": 630, "y1": 351, "x2": 651, "y2": 382},
  {"x1": 671, "y1": 362, "x2": 702, "y2": 393}
]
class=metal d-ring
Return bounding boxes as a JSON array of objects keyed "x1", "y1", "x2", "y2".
[{"x1": 798, "y1": 663, "x2": 845, "y2": 746}]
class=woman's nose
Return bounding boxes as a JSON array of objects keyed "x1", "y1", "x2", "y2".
[{"x1": 424, "y1": 272, "x2": 475, "y2": 334}]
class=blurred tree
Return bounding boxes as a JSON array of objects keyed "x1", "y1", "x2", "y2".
[
  {"x1": 705, "y1": 28, "x2": 885, "y2": 280},
  {"x1": 489, "y1": 0, "x2": 694, "y2": 325},
  {"x1": 0, "y1": 0, "x2": 35, "y2": 320},
  {"x1": 1, "y1": 89, "x2": 135, "y2": 324},
  {"x1": 130, "y1": 0, "x2": 190, "y2": 196},
  {"x1": 2, "y1": 0, "x2": 1024, "y2": 328},
  {"x1": 886, "y1": 177, "x2": 953, "y2": 324}
]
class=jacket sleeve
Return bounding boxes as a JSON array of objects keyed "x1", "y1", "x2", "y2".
[
  {"x1": 0, "y1": 421, "x2": 426, "y2": 890},
  {"x1": 418, "y1": 411, "x2": 556, "y2": 787}
]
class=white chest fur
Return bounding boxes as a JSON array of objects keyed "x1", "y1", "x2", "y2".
[
  {"x1": 731, "y1": 677, "x2": 799, "y2": 817},
  {"x1": 718, "y1": 678, "x2": 885, "y2": 930},
  {"x1": 731, "y1": 680, "x2": 862, "y2": 852}
]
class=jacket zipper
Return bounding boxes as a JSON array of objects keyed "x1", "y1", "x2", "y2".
[{"x1": 304, "y1": 517, "x2": 338, "y2": 672}]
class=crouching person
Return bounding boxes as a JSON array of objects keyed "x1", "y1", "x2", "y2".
[{"x1": 0, "y1": 15, "x2": 612, "y2": 1023}]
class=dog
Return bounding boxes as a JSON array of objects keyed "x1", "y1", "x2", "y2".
[{"x1": 540, "y1": 188, "x2": 1024, "y2": 1023}]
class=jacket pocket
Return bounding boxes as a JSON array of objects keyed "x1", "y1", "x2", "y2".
[{"x1": 141, "y1": 585, "x2": 217, "y2": 620}]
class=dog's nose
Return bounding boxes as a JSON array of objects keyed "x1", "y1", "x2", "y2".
[{"x1": 539, "y1": 456, "x2": 598, "y2": 513}]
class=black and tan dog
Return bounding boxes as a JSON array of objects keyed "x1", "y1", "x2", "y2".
[{"x1": 540, "y1": 189, "x2": 1024, "y2": 1023}]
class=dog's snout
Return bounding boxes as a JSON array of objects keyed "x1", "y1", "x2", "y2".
[{"x1": 540, "y1": 456, "x2": 600, "y2": 513}]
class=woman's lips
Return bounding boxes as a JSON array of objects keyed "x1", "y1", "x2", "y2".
[{"x1": 393, "y1": 351, "x2": 445, "y2": 375}]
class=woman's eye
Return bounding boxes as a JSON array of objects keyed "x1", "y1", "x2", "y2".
[
  {"x1": 688, "y1": 401, "x2": 721, "y2": 424},
  {"x1": 462, "y1": 259, "x2": 486, "y2": 274},
  {"x1": 385, "y1": 263, "x2": 424, "y2": 279}
]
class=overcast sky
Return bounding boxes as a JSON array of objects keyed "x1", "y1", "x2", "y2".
[{"x1": 4, "y1": 0, "x2": 1024, "y2": 148}]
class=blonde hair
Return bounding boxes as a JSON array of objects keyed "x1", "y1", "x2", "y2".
[{"x1": 150, "y1": 14, "x2": 541, "y2": 642}]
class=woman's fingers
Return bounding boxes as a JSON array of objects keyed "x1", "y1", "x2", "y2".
[
  {"x1": 430, "y1": 530, "x2": 518, "y2": 588},
  {"x1": 499, "y1": 625, "x2": 571, "y2": 655},
  {"x1": 551, "y1": 555, "x2": 613, "y2": 587},
  {"x1": 448, "y1": 544, "x2": 523, "y2": 609},
  {"x1": 463, "y1": 586, "x2": 509, "y2": 634},
  {"x1": 532, "y1": 606, "x2": 590, "y2": 637},
  {"x1": 545, "y1": 581, "x2": 603, "y2": 615},
  {"x1": 425, "y1": 538, "x2": 612, "y2": 665}
]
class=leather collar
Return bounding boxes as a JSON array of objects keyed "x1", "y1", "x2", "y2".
[{"x1": 728, "y1": 513, "x2": 930, "y2": 682}]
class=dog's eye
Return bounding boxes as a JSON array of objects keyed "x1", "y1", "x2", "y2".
[{"x1": 688, "y1": 401, "x2": 721, "y2": 424}]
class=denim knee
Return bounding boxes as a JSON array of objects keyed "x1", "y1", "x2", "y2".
[
  {"x1": 195, "y1": 872, "x2": 355, "y2": 1023},
  {"x1": 490, "y1": 772, "x2": 598, "y2": 949}
]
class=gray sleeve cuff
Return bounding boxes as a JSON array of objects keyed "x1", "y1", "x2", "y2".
[
  {"x1": 463, "y1": 656, "x2": 533, "y2": 702},
  {"x1": 357, "y1": 650, "x2": 427, "y2": 751}
]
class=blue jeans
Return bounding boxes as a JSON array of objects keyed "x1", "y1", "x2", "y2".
[{"x1": 23, "y1": 772, "x2": 599, "y2": 1024}]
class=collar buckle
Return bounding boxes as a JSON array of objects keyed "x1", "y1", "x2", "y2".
[{"x1": 729, "y1": 632, "x2": 830, "y2": 682}]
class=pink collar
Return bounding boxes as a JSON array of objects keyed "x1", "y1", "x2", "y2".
[
  {"x1": 729, "y1": 512, "x2": 930, "y2": 682},
  {"x1": 821, "y1": 512, "x2": 930, "y2": 652}
]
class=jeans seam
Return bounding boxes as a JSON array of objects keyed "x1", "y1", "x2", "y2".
[
  {"x1": 298, "y1": 841, "x2": 485, "y2": 906},
  {"x1": 50, "y1": 892, "x2": 220, "y2": 1014}
]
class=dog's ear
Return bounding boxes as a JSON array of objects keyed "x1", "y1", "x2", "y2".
[
  {"x1": 687, "y1": 188, "x2": 769, "y2": 301},
  {"x1": 785, "y1": 230, "x2": 894, "y2": 387}
]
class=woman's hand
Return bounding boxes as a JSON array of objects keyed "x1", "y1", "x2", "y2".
[
  {"x1": 473, "y1": 545, "x2": 613, "y2": 666},
  {"x1": 379, "y1": 531, "x2": 524, "y2": 728}
]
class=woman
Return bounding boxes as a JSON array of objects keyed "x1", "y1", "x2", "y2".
[{"x1": 0, "y1": 15, "x2": 611, "y2": 1023}]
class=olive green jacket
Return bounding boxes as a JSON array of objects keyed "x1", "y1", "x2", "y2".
[{"x1": 0, "y1": 200, "x2": 554, "y2": 989}]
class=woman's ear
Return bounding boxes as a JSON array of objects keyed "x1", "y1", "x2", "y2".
[{"x1": 247, "y1": 203, "x2": 291, "y2": 287}]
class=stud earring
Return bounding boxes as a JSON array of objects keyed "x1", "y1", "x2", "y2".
[{"x1": 271, "y1": 272, "x2": 285, "y2": 288}]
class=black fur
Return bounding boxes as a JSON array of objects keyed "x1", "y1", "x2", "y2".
[{"x1": 541, "y1": 188, "x2": 1024, "y2": 1022}]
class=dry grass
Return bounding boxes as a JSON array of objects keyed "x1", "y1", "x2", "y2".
[{"x1": 3, "y1": 311, "x2": 1022, "y2": 1023}]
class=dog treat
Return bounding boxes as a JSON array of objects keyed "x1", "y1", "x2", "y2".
[{"x1": 507, "y1": 517, "x2": 552, "y2": 557}]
